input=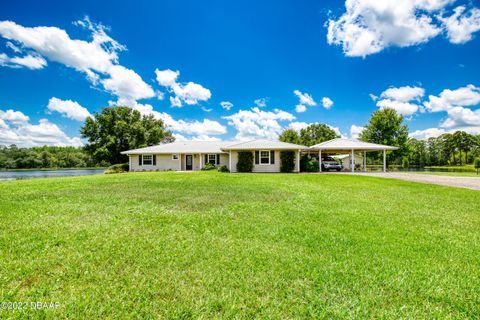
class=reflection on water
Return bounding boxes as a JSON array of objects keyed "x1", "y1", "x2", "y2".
[{"x1": 0, "y1": 169, "x2": 105, "y2": 181}]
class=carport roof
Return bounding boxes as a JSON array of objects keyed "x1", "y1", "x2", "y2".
[{"x1": 310, "y1": 138, "x2": 398, "y2": 151}]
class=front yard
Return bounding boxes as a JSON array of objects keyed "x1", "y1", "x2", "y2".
[{"x1": 0, "y1": 172, "x2": 479, "y2": 318}]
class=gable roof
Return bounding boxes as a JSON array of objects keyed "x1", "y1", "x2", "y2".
[
  {"x1": 121, "y1": 140, "x2": 241, "y2": 155},
  {"x1": 221, "y1": 139, "x2": 308, "y2": 150},
  {"x1": 121, "y1": 139, "x2": 308, "y2": 154},
  {"x1": 310, "y1": 138, "x2": 398, "y2": 151}
]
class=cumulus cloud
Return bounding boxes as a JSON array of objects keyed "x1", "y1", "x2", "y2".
[
  {"x1": 47, "y1": 97, "x2": 91, "y2": 121},
  {"x1": 439, "y1": 6, "x2": 480, "y2": 44},
  {"x1": 350, "y1": 124, "x2": 364, "y2": 139},
  {"x1": 287, "y1": 121, "x2": 309, "y2": 131},
  {"x1": 223, "y1": 107, "x2": 295, "y2": 140},
  {"x1": 293, "y1": 90, "x2": 317, "y2": 113},
  {"x1": 0, "y1": 17, "x2": 155, "y2": 104},
  {"x1": 374, "y1": 85, "x2": 425, "y2": 115},
  {"x1": 409, "y1": 127, "x2": 446, "y2": 139},
  {"x1": 0, "y1": 108, "x2": 82, "y2": 147},
  {"x1": 327, "y1": 0, "x2": 480, "y2": 57},
  {"x1": 155, "y1": 68, "x2": 211, "y2": 107},
  {"x1": 322, "y1": 97, "x2": 334, "y2": 109},
  {"x1": 220, "y1": 101, "x2": 233, "y2": 110}
]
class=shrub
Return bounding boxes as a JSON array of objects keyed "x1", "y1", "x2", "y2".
[
  {"x1": 402, "y1": 157, "x2": 410, "y2": 169},
  {"x1": 280, "y1": 151, "x2": 295, "y2": 172},
  {"x1": 300, "y1": 155, "x2": 319, "y2": 172},
  {"x1": 237, "y1": 152, "x2": 254, "y2": 172},
  {"x1": 217, "y1": 164, "x2": 229, "y2": 173},
  {"x1": 475, "y1": 158, "x2": 480, "y2": 174},
  {"x1": 104, "y1": 162, "x2": 129, "y2": 174},
  {"x1": 201, "y1": 163, "x2": 216, "y2": 171}
]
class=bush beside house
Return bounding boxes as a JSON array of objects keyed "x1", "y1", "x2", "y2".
[
  {"x1": 280, "y1": 151, "x2": 295, "y2": 173},
  {"x1": 237, "y1": 152, "x2": 254, "y2": 172}
]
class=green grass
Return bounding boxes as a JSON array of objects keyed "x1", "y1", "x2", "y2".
[
  {"x1": 1, "y1": 172, "x2": 479, "y2": 318},
  {"x1": 407, "y1": 171, "x2": 480, "y2": 177}
]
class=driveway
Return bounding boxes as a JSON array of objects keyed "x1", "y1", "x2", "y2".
[{"x1": 351, "y1": 172, "x2": 480, "y2": 191}]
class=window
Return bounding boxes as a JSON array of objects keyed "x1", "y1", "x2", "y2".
[
  {"x1": 260, "y1": 150, "x2": 270, "y2": 164},
  {"x1": 142, "y1": 155, "x2": 153, "y2": 165},
  {"x1": 172, "y1": 154, "x2": 179, "y2": 160},
  {"x1": 207, "y1": 154, "x2": 217, "y2": 165}
]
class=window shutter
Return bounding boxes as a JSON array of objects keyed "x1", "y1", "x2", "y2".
[
  {"x1": 204, "y1": 155, "x2": 208, "y2": 164},
  {"x1": 153, "y1": 155, "x2": 156, "y2": 165},
  {"x1": 216, "y1": 154, "x2": 220, "y2": 165},
  {"x1": 270, "y1": 151, "x2": 275, "y2": 164},
  {"x1": 138, "y1": 155, "x2": 142, "y2": 166},
  {"x1": 255, "y1": 151, "x2": 259, "y2": 164}
]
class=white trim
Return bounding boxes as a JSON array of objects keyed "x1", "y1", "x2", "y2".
[
  {"x1": 142, "y1": 154, "x2": 154, "y2": 166},
  {"x1": 206, "y1": 154, "x2": 218, "y2": 165},
  {"x1": 172, "y1": 154, "x2": 179, "y2": 160},
  {"x1": 129, "y1": 155, "x2": 131, "y2": 171},
  {"x1": 259, "y1": 150, "x2": 270, "y2": 165},
  {"x1": 229, "y1": 151, "x2": 232, "y2": 171}
]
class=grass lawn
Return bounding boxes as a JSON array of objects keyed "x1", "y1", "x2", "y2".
[
  {"x1": 1, "y1": 172, "x2": 479, "y2": 318},
  {"x1": 406, "y1": 171, "x2": 480, "y2": 177}
]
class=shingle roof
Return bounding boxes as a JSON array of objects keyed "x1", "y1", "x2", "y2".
[
  {"x1": 121, "y1": 140, "x2": 241, "y2": 154},
  {"x1": 310, "y1": 138, "x2": 398, "y2": 151},
  {"x1": 221, "y1": 139, "x2": 308, "y2": 150}
]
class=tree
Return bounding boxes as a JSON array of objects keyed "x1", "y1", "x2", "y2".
[
  {"x1": 279, "y1": 124, "x2": 339, "y2": 146},
  {"x1": 278, "y1": 129, "x2": 300, "y2": 145},
  {"x1": 299, "y1": 124, "x2": 339, "y2": 146},
  {"x1": 359, "y1": 108, "x2": 409, "y2": 161},
  {"x1": 81, "y1": 106, "x2": 173, "y2": 164}
]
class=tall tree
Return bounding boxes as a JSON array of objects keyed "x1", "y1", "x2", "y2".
[
  {"x1": 278, "y1": 129, "x2": 301, "y2": 144},
  {"x1": 359, "y1": 108, "x2": 409, "y2": 161},
  {"x1": 81, "y1": 106, "x2": 173, "y2": 164}
]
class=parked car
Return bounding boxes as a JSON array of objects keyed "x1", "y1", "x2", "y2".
[{"x1": 321, "y1": 156, "x2": 342, "y2": 171}]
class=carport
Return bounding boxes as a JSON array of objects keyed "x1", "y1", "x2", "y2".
[{"x1": 309, "y1": 138, "x2": 398, "y2": 173}]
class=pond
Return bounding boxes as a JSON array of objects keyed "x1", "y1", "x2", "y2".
[{"x1": 0, "y1": 168, "x2": 105, "y2": 181}]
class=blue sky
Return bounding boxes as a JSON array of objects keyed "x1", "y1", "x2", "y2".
[{"x1": 1, "y1": 0, "x2": 480, "y2": 146}]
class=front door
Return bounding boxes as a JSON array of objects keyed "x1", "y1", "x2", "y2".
[{"x1": 185, "y1": 155, "x2": 193, "y2": 171}]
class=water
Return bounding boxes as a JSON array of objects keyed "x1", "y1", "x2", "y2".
[{"x1": 0, "y1": 168, "x2": 105, "y2": 181}]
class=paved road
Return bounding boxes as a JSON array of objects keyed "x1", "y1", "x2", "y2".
[{"x1": 352, "y1": 172, "x2": 480, "y2": 191}]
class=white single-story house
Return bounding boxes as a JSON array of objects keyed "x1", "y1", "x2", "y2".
[
  {"x1": 121, "y1": 138, "x2": 398, "y2": 173},
  {"x1": 121, "y1": 139, "x2": 307, "y2": 173}
]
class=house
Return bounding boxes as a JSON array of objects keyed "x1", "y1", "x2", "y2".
[
  {"x1": 335, "y1": 154, "x2": 364, "y2": 171},
  {"x1": 121, "y1": 139, "x2": 307, "y2": 172}
]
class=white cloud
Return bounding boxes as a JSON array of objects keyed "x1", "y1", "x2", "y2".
[
  {"x1": 423, "y1": 84, "x2": 480, "y2": 130},
  {"x1": 0, "y1": 109, "x2": 29, "y2": 124},
  {"x1": 220, "y1": 101, "x2": 233, "y2": 110},
  {"x1": 376, "y1": 99, "x2": 420, "y2": 115},
  {"x1": 374, "y1": 85, "x2": 425, "y2": 115},
  {"x1": 439, "y1": 6, "x2": 480, "y2": 44},
  {"x1": 155, "y1": 68, "x2": 211, "y2": 107},
  {"x1": 191, "y1": 135, "x2": 221, "y2": 141},
  {"x1": 0, "y1": 52, "x2": 47, "y2": 69},
  {"x1": 155, "y1": 69, "x2": 179, "y2": 87},
  {"x1": 380, "y1": 86, "x2": 425, "y2": 102},
  {"x1": 293, "y1": 90, "x2": 317, "y2": 113},
  {"x1": 223, "y1": 107, "x2": 295, "y2": 140},
  {"x1": 254, "y1": 98, "x2": 268, "y2": 108},
  {"x1": 0, "y1": 109, "x2": 82, "y2": 147},
  {"x1": 5, "y1": 41, "x2": 21, "y2": 53},
  {"x1": 409, "y1": 127, "x2": 446, "y2": 139},
  {"x1": 295, "y1": 104, "x2": 307, "y2": 113},
  {"x1": 423, "y1": 84, "x2": 480, "y2": 112},
  {"x1": 0, "y1": 18, "x2": 155, "y2": 104},
  {"x1": 350, "y1": 124, "x2": 364, "y2": 139},
  {"x1": 322, "y1": 97, "x2": 334, "y2": 109},
  {"x1": 288, "y1": 121, "x2": 309, "y2": 131},
  {"x1": 327, "y1": 0, "x2": 480, "y2": 57},
  {"x1": 47, "y1": 97, "x2": 91, "y2": 121}
]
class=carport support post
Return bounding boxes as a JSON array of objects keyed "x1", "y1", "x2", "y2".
[
  {"x1": 383, "y1": 150, "x2": 386, "y2": 172},
  {"x1": 297, "y1": 150, "x2": 301, "y2": 172},
  {"x1": 319, "y1": 150, "x2": 322, "y2": 172},
  {"x1": 364, "y1": 151, "x2": 367, "y2": 172},
  {"x1": 351, "y1": 149, "x2": 354, "y2": 173},
  {"x1": 229, "y1": 151, "x2": 232, "y2": 172}
]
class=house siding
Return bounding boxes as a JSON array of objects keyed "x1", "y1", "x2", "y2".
[
  {"x1": 229, "y1": 150, "x2": 300, "y2": 173},
  {"x1": 130, "y1": 154, "x2": 180, "y2": 171}
]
